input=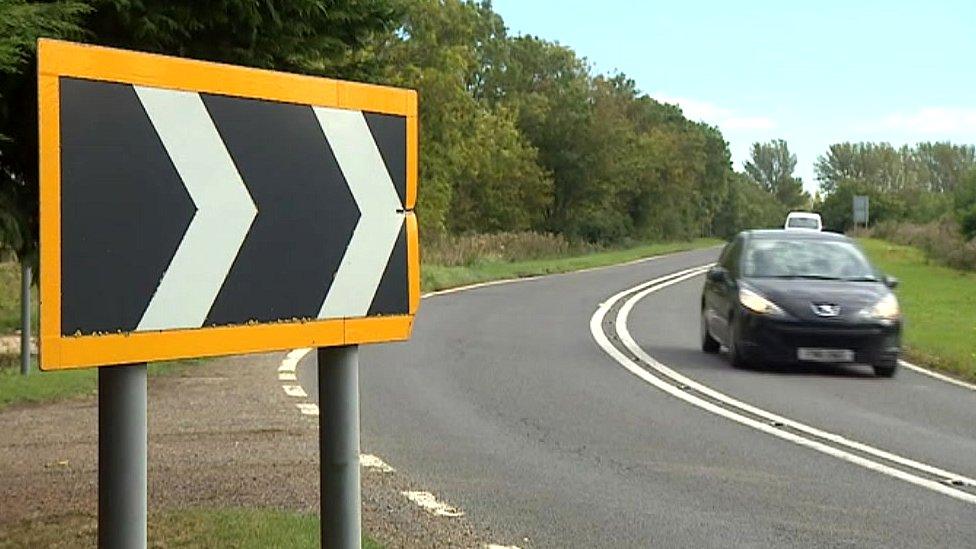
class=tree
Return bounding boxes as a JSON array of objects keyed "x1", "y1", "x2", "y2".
[
  {"x1": 743, "y1": 139, "x2": 807, "y2": 209},
  {"x1": 0, "y1": 0, "x2": 89, "y2": 260},
  {"x1": 712, "y1": 172, "x2": 785, "y2": 239},
  {"x1": 956, "y1": 169, "x2": 976, "y2": 241},
  {"x1": 0, "y1": 0, "x2": 397, "y2": 263},
  {"x1": 373, "y1": 0, "x2": 553, "y2": 235}
]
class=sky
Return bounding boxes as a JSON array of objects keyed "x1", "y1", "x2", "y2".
[{"x1": 492, "y1": 0, "x2": 976, "y2": 193}]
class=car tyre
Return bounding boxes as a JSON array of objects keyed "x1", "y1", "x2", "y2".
[
  {"x1": 701, "y1": 310, "x2": 720, "y2": 354},
  {"x1": 873, "y1": 361, "x2": 898, "y2": 378},
  {"x1": 727, "y1": 316, "x2": 748, "y2": 368}
]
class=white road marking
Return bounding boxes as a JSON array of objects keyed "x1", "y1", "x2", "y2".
[
  {"x1": 133, "y1": 86, "x2": 257, "y2": 331},
  {"x1": 485, "y1": 545, "x2": 521, "y2": 549},
  {"x1": 590, "y1": 267, "x2": 976, "y2": 505},
  {"x1": 282, "y1": 385, "x2": 308, "y2": 398},
  {"x1": 296, "y1": 403, "x2": 319, "y2": 416},
  {"x1": 401, "y1": 491, "x2": 465, "y2": 517},
  {"x1": 314, "y1": 107, "x2": 404, "y2": 319},
  {"x1": 901, "y1": 360, "x2": 976, "y2": 392},
  {"x1": 360, "y1": 454, "x2": 396, "y2": 473},
  {"x1": 278, "y1": 372, "x2": 297, "y2": 382}
]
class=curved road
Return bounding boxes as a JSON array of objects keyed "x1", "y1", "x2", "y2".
[{"x1": 298, "y1": 248, "x2": 976, "y2": 547}]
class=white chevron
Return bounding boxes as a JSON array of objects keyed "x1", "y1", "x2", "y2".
[
  {"x1": 134, "y1": 86, "x2": 257, "y2": 331},
  {"x1": 314, "y1": 107, "x2": 404, "y2": 319}
]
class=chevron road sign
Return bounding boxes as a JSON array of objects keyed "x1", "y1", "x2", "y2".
[{"x1": 38, "y1": 40, "x2": 420, "y2": 370}]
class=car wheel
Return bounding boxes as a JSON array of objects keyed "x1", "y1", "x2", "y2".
[
  {"x1": 873, "y1": 361, "x2": 898, "y2": 378},
  {"x1": 727, "y1": 315, "x2": 748, "y2": 368},
  {"x1": 701, "y1": 310, "x2": 720, "y2": 354}
]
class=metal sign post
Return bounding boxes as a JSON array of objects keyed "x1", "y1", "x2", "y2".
[
  {"x1": 98, "y1": 364, "x2": 147, "y2": 549},
  {"x1": 319, "y1": 346, "x2": 362, "y2": 548},
  {"x1": 20, "y1": 264, "x2": 30, "y2": 376}
]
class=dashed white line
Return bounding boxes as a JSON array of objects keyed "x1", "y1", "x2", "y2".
[
  {"x1": 401, "y1": 490, "x2": 465, "y2": 517},
  {"x1": 295, "y1": 403, "x2": 319, "y2": 416},
  {"x1": 282, "y1": 384, "x2": 308, "y2": 398},
  {"x1": 360, "y1": 454, "x2": 396, "y2": 473}
]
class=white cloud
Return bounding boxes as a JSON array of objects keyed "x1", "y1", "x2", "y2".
[
  {"x1": 881, "y1": 107, "x2": 976, "y2": 134},
  {"x1": 651, "y1": 92, "x2": 776, "y2": 131}
]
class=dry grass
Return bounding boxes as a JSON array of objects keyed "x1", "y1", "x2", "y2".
[
  {"x1": 852, "y1": 219, "x2": 976, "y2": 271},
  {"x1": 422, "y1": 231, "x2": 600, "y2": 267}
]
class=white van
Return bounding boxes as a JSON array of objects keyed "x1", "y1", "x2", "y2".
[{"x1": 784, "y1": 211, "x2": 822, "y2": 231}]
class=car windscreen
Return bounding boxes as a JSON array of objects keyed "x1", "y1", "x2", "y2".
[
  {"x1": 786, "y1": 217, "x2": 819, "y2": 229},
  {"x1": 741, "y1": 238, "x2": 877, "y2": 280}
]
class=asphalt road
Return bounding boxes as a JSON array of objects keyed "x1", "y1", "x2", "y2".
[{"x1": 298, "y1": 248, "x2": 976, "y2": 547}]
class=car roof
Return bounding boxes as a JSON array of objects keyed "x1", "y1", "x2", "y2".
[
  {"x1": 785, "y1": 211, "x2": 820, "y2": 219},
  {"x1": 740, "y1": 229, "x2": 849, "y2": 242}
]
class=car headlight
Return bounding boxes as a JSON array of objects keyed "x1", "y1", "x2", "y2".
[
  {"x1": 862, "y1": 293, "x2": 901, "y2": 320},
  {"x1": 739, "y1": 288, "x2": 784, "y2": 315}
]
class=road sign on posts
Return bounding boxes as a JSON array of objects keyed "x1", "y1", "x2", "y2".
[
  {"x1": 853, "y1": 195, "x2": 870, "y2": 226},
  {"x1": 38, "y1": 39, "x2": 419, "y2": 549},
  {"x1": 38, "y1": 40, "x2": 419, "y2": 370}
]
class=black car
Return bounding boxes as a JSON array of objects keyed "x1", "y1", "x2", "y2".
[{"x1": 700, "y1": 230, "x2": 902, "y2": 377}]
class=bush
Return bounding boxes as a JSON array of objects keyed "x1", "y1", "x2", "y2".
[
  {"x1": 955, "y1": 169, "x2": 976, "y2": 240},
  {"x1": 422, "y1": 231, "x2": 599, "y2": 267},
  {"x1": 864, "y1": 219, "x2": 976, "y2": 271}
]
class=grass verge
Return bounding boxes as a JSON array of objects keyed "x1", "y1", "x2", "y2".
[
  {"x1": 860, "y1": 238, "x2": 976, "y2": 382},
  {"x1": 421, "y1": 238, "x2": 722, "y2": 292},
  {"x1": 0, "y1": 261, "x2": 38, "y2": 335},
  {"x1": 0, "y1": 357, "x2": 193, "y2": 411},
  {"x1": 0, "y1": 507, "x2": 383, "y2": 548}
]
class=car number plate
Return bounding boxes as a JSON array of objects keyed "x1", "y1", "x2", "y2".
[{"x1": 797, "y1": 348, "x2": 855, "y2": 363}]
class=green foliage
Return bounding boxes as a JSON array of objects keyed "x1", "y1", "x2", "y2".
[
  {"x1": 743, "y1": 139, "x2": 808, "y2": 209},
  {"x1": 955, "y1": 169, "x2": 976, "y2": 240},
  {"x1": 2, "y1": 0, "x2": 789, "y2": 259},
  {"x1": 815, "y1": 142, "x2": 974, "y2": 238},
  {"x1": 0, "y1": 0, "x2": 397, "y2": 261},
  {"x1": 0, "y1": 0, "x2": 89, "y2": 259},
  {"x1": 376, "y1": 1, "x2": 739, "y2": 243},
  {"x1": 816, "y1": 142, "x2": 976, "y2": 195},
  {"x1": 712, "y1": 172, "x2": 787, "y2": 238},
  {"x1": 867, "y1": 219, "x2": 976, "y2": 271}
]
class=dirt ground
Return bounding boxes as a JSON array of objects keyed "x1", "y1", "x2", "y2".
[{"x1": 0, "y1": 353, "x2": 500, "y2": 548}]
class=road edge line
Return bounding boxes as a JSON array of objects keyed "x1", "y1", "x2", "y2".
[
  {"x1": 590, "y1": 269, "x2": 976, "y2": 506},
  {"x1": 900, "y1": 360, "x2": 976, "y2": 392}
]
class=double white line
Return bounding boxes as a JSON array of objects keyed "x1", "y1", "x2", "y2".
[{"x1": 590, "y1": 266, "x2": 976, "y2": 505}]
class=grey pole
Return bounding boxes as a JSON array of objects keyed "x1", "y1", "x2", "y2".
[
  {"x1": 20, "y1": 263, "x2": 31, "y2": 376},
  {"x1": 98, "y1": 364, "x2": 148, "y2": 549},
  {"x1": 318, "y1": 345, "x2": 361, "y2": 549}
]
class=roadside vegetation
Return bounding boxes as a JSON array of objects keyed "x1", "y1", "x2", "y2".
[
  {"x1": 0, "y1": 260, "x2": 36, "y2": 334},
  {"x1": 860, "y1": 238, "x2": 976, "y2": 382},
  {"x1": 0, "y1": 507, "x2": 382, "y2": 548},
  {"x1": 853, "y1": 218, "x2": 976, "y2": 272},
  {"x1": 0, "y1": 358, "x2": 192, "y2": 411},
  {"x1": 422, "y1": 233, "x2": 720, "y2": 291}
]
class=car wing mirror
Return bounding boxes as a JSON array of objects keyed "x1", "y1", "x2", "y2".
[
  {"x1": 884, "y1": 275, "x2": 899, "y2": 289},
  {"x1": 707, "y1": 267, "x2": 726, "y2": 283}
]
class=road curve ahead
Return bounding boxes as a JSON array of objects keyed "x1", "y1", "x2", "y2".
[{"x1": 298, "y1": 248, "x2": 976, "y2": 548}]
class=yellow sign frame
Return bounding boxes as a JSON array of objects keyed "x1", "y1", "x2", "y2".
[{"x1": 38, "y1": 39, "x2": 419, "y2": 370}]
